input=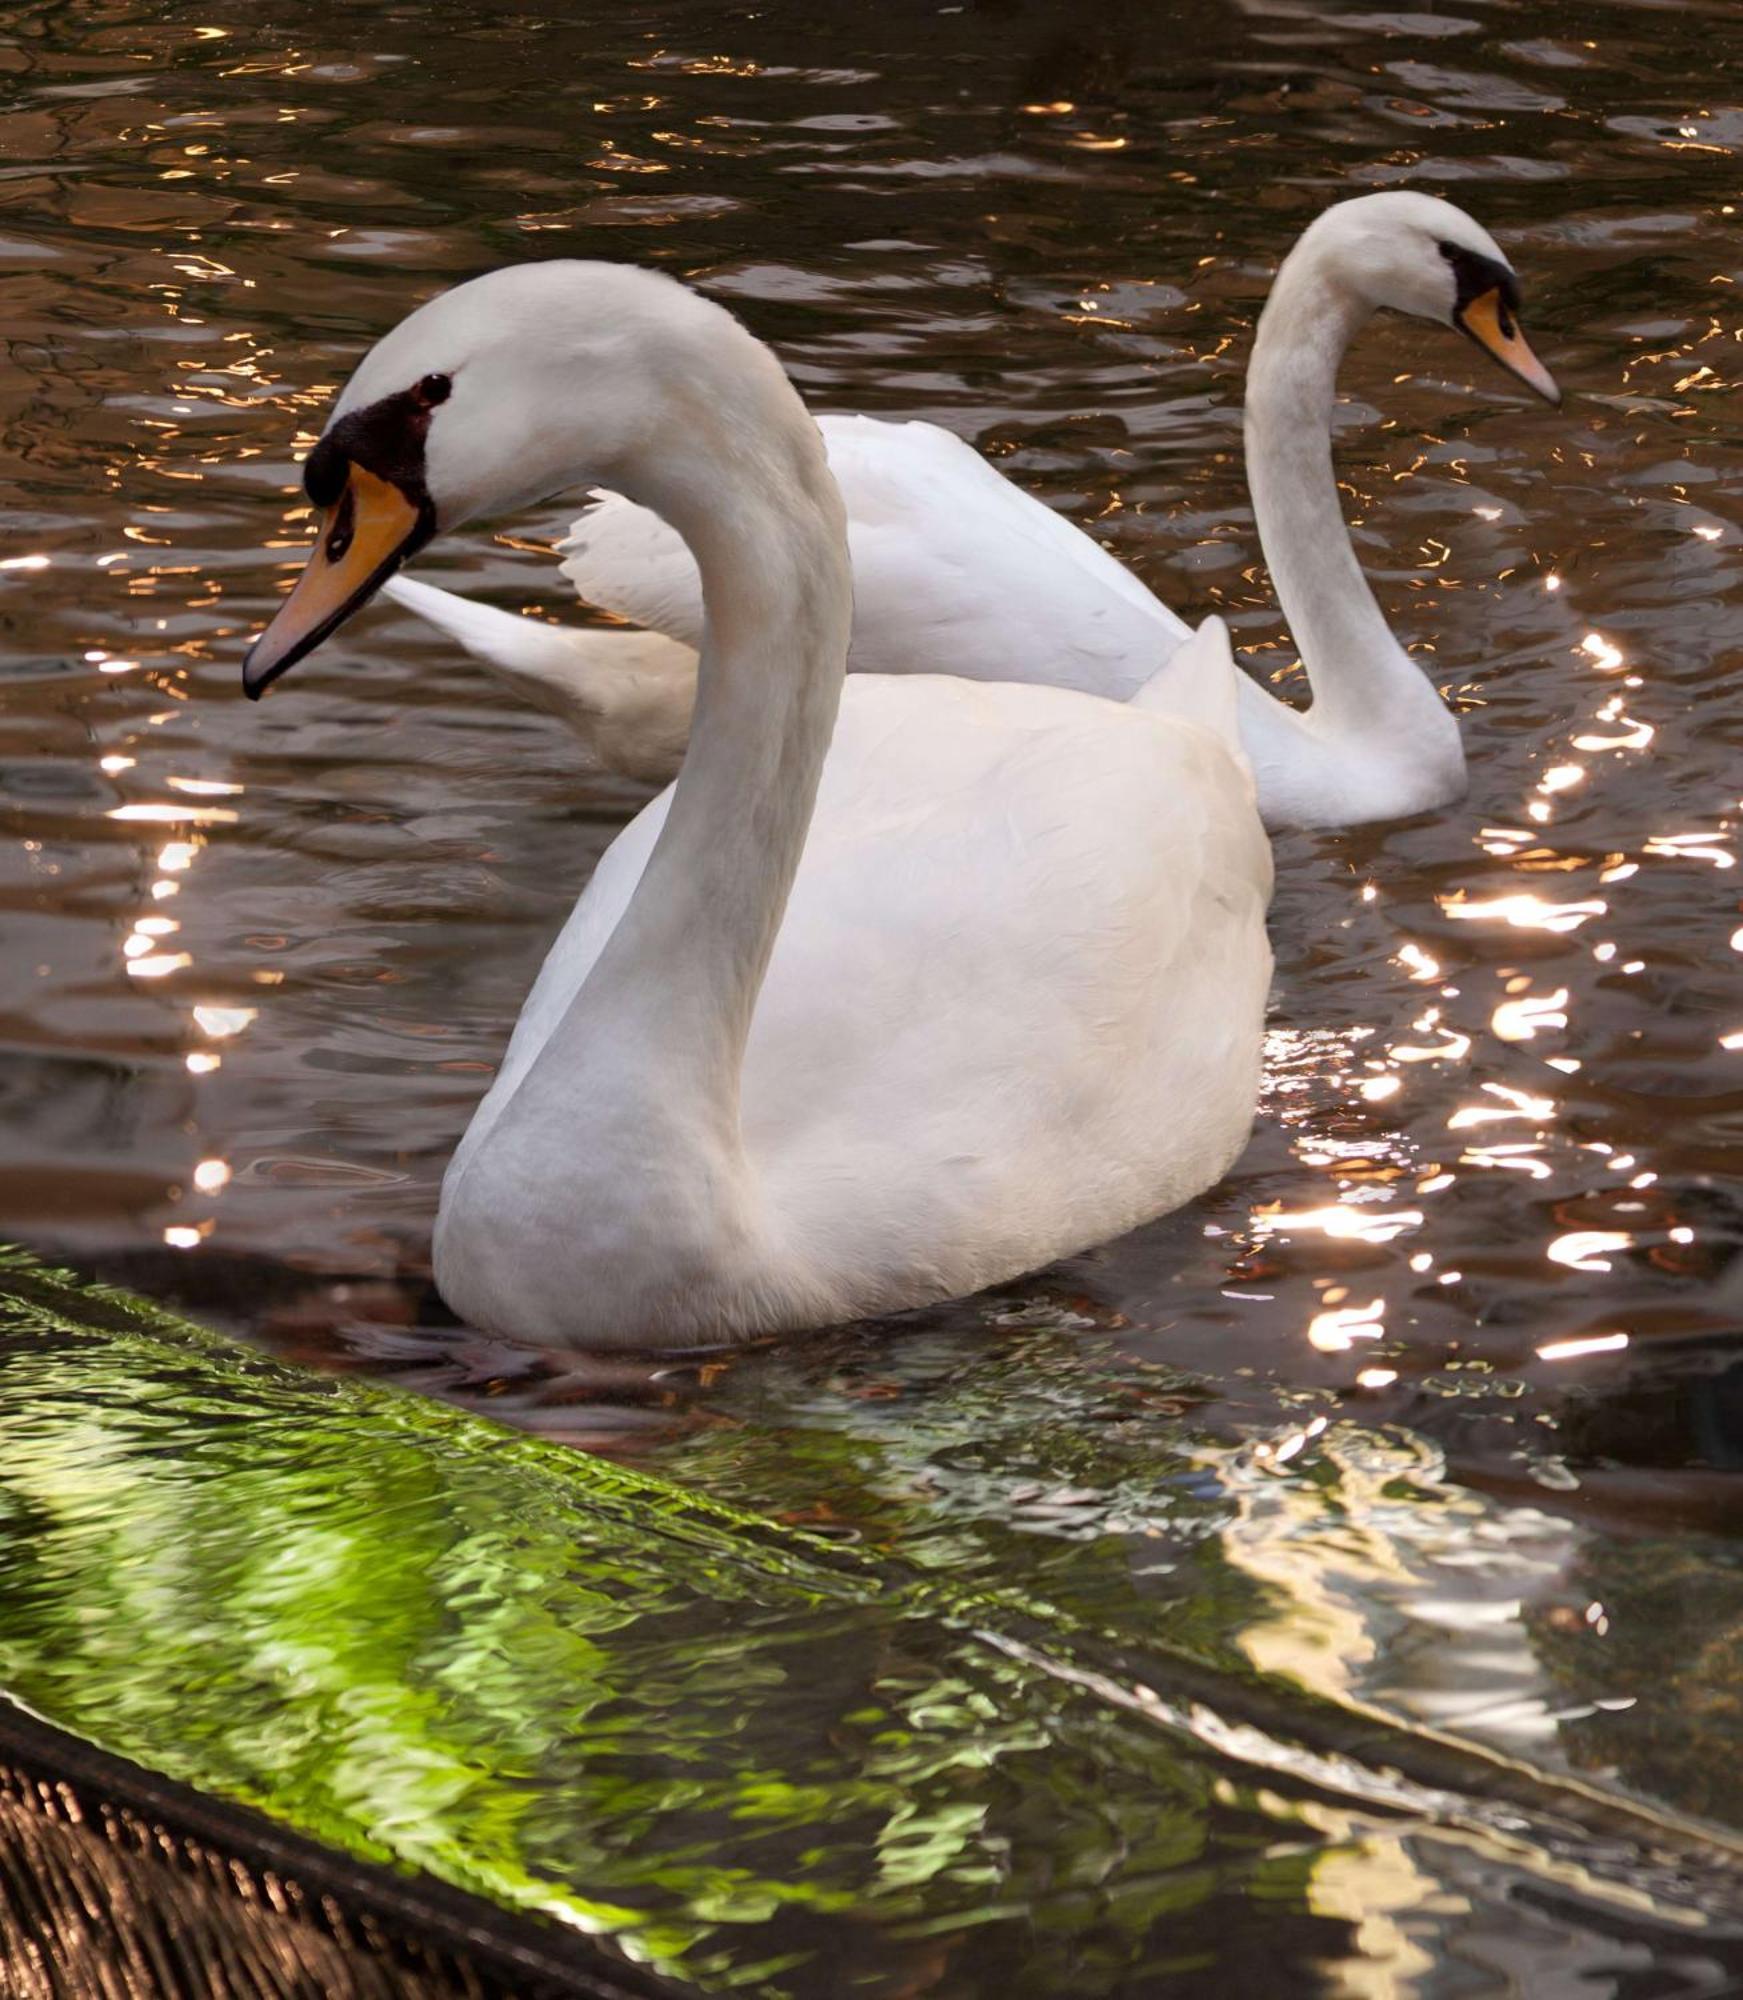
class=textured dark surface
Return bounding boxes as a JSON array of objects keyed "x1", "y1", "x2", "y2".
[{"x1": 0, "y1": 1703, "x2": 677, "y2": 2000}]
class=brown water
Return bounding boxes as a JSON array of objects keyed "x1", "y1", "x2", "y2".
[{"x1": 3, "y1": 0, "x2": 1743, "y2": 1987}]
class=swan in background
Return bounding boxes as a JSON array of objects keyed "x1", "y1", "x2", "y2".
[
  {"x1": 386, "y1": 193, "x2": 1558, "y2": 829},
  {"x1": 383, "y1": 567, "x2": 1239, "y2": 769},
  {"x1": 242, "y1": 262, "x2": 1273, "y2": 1350}
]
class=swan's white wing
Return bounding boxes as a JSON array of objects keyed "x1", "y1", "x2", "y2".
[
  {"x1": 557, "y1": 493, "x2": 707, "y2": 650},
  {"x1": 821, "y1": 416, "x2": 1187, "y2": 695},
  {"x1": 560, "y1": 414, "x2": 1188, "y2": 699}
]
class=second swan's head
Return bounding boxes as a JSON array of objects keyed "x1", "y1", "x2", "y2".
[
  {"x1": 1290, "y1": 191, "x2": 1560, "y2": 408},
  {"x1": 242, "y1": 261, "x2": 792, "y2": 697}
]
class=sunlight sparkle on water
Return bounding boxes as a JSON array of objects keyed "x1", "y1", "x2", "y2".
[
  {"x1": 1447, "y1": 1083, "x2": 1555, "y2": 1131},
  {"x1": 1537, "y1": 1332, "x2": 1630, "y2": 1362},
  {"x1": 192, "y1": 1005, "x2": 257, "y2": 1038},
  {"x1": 107, "y1": 803, "x2": 238, "y2": 827},
  {"x1": 1252, "y1": 1204, "x2": 1424, "y2": 1246},
  {"x1": 1491, "y1": 989, "x2": 1569, "y2": 1043},
  {"x1": 1548, "y1": 1231, "x2": 1632, "y2": 1273},
  {"x1": 1460, "y1": 1142, "x2": 1552, "y2": 1180},
  {"x1": 1308, "y1": 1299, "x2": 1385, "y2": 1352},
  {"x1": 1644, "y1": 830, "x2": 1733, "y2": 869},
  {"x1": 166, "y1": 775, "x2": 244, "y2": 798},
  {"x1": 1573, "y1": 699, "x2": 1653, "y2": 752},
  {"x1": 1392, "y1": 1012, "x2": 1473, "y2": 1064},
  {"x1": 1442, "y1": 893, "x2": 1605, "y2": 934}
]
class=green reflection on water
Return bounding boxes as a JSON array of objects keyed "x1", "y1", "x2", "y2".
[
  {"x1": 0, "y1": 1252, "x2": 1303, "y2": 1994},
  {"x1": 0, "y1": 1250, "x2": 1738, "y2": 1997}
]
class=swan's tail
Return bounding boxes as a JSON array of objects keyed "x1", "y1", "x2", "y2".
[
  {"x1": 382, "y1": 575, "x2": 697, "y2": 783},
  {"x1": 1131, "y1": 614, "x2": 1243, "y2": 752},
  {"x1": 383, "y1": 574, "x2": 616, "y2": 680}
]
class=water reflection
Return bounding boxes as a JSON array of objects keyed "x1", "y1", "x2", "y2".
[
  {"x1": 5, "y1": 1252, "x2": 1743, "y2": 1999},
  {"x1": 0, "y1": 0, "x2": 1741, "y2": 1982}
]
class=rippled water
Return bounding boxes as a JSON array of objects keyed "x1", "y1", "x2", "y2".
[
  {"x1": 4, "y1": 1251, "x2": 1743, "y2": 2000},
  {"x1": 3, "y1": 0, "x2": 1743, "y2": 1989}
]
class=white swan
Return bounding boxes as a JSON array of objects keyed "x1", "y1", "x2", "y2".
[
  {"x1": 385, "y1": 193, "x2": 1558, "y2": 829},
  {"x1": 242, "y1": 262, "x2": 1274, "y2": 1350}
]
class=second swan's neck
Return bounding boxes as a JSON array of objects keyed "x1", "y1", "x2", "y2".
[{"x1": 1244, "y1": 244, "x2": 1431, "y2": 737}]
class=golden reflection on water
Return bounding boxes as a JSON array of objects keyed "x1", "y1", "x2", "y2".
[{"x1": 1218, "y1": 1423, "x2": 1595, "y2": 1755}]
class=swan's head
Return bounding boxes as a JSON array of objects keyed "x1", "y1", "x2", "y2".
[
  {"x1": 243, "y1": 261, "x2": 758, "y2": 697},
  {"x1": 1303, "y1": 192, "x2": 1559, "y2": 406}
]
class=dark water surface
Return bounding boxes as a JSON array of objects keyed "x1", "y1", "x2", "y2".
[{"x1": 3, "y1": 0, "x2": 1743, "y2": 1992}]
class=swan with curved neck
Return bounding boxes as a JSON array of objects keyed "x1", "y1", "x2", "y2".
[
  {"x1": 243, "y1": 262, "x2": 1274, "y2": 1348},
  {"x1": 381, "y1": 193, "x2": 1558, "y2": 829},
  {"x1": 1233, "y1": 192, "x2": 1556, "y2": 823}
]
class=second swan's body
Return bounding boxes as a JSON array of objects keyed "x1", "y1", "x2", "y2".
[{"x1": 387, "y1": 193, "x2": 1558, "y2": 831}]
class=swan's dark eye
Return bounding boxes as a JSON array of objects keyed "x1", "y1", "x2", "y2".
[
  {"x1": 413, "y1": 372, "x2": 452, "y2": 408},
  {"x1": 324, "y1": 483, "x2": 357, "y2": 563}
]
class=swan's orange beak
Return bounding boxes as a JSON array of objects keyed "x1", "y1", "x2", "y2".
[
  {"x1": 1456, "y1": 286, "x2": 1560, "y2": 406},
  {"x1": 243, "y1": 462, "x2": 434, "y2": 698}
]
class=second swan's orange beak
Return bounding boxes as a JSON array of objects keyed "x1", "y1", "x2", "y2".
[
  {"x1": 1455, "y1": 285, "x2": 1561, "y2": 406},
  {"x1": 243, "y1": 462, "x2": 434, "y2": 698}
]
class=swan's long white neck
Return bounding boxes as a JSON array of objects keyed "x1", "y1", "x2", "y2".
[
  {"x1": 583, "y1": 452, "x2": 843, "y2": 1088},
  {"x1": 1245, "y1": 239, "x2": 1433, "y2": 740},
  {"x1": 564, "y1": 371, "x2": 848, "y2": 1124},
  {"x1": 445, "y1": 314, "x2": 852, "y2": 1320}
]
